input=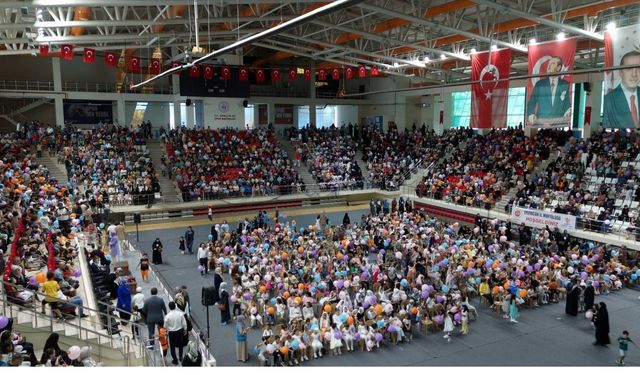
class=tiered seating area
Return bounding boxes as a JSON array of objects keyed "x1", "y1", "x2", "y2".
[
  {"x1": 295, "y1": 127, "x2": 365, "y2": 190},
  {"x1": 56, "y1": 124, "x2": 159, "y2": 206},
  {"x1": 165, "y1": 128, "x2": 299, "y2": 201},
  {"x1": 514, "y1": 131, "x2": 640, "y2": 236},
  {"x1": 416, "y1": 129, "x2": 567, "y2": 209}
]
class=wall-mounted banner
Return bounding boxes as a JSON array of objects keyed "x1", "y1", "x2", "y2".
[
  {"x1": 603, "y1": 24, "x2": 640, "y2": 129},
  {"x1": 526, "y1": 39, "x2": 577, "y2": 128},
  {"x1": 511, "y1": 206, "x2": 576, "y2": 231},
  {"x1": 63, "y1": 100, "x2": 113, "y2": 124},
  {"x1": 274, "y1": 104, "x2": 293, "y2": 125},
  {"x1": 470, "y1": 49, "x2": 511, "y2": 128}
]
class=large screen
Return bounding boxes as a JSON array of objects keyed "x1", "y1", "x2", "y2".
[{"x1": 179, "y1": 67, "x2": 250, "y2": 98}]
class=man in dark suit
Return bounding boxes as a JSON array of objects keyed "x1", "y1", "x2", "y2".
[
  {"x1": 603, "y1": 50, "x2": 640, "y2": 129},
  {"x1": 142, "y1": 287, "x2": 167, "y2": 346},
  {"x1": 527, "y1": 56, "x2": 571, "y2": 125}
]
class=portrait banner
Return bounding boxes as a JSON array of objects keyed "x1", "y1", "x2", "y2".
[{"x1": 526, "y1": 39, "x2": 577, "y2": 129}]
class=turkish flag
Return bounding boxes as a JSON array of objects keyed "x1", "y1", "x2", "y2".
[
  {"x1": 304, "y1": 68, "x2": 312, "y2": 81},
  {"x1": 272, "y1": 69, "x2": 280, "y2": 81},
  {"x1": 526, "y1": 39, "x2": 576, "y2": 128},
  {"x1": 60, "y1": 45, "x2": 73, "y2": 61},
  {"x1": 470, "y1": 49, "x2": 511, "y2": 129},
  {"x1": 358, "y1": 66, "x2": 366, "y2": 78},
  {"x1": 371, "y1": 66, "x2": 379, "y2": 76},
  {"x1": 203, "y1": 65, "x2": 213, "y2": 80},
  {"x1": 239, "y1": 67, "x2": 249, "y2": 81},
  {"x1": 289, "y1": 68, "x2": 297, "y2": 81},
  {"x1": 105, "y1": 52, "x2": 117, "y2": 67},
  {"x1": 83, "y1": 48, "x2": 95, "y2": 64},
  {"x1": 172, "y1": 62, "x2": 182, "y2": 74},
  {"x1": 332, "y1": 68, "x2": 340, "y2": 80},
  {"x1": 345, "y1": 67, "x2": 354, "y2": 79},
  {"x1": 150, "y1": 59, "x2": 161, "y2": 74},
  {"x1": 221, "y1": 66, "x2": 231, "y2": 80},
  {"x1": 256, "y1": 69, "x2": 265, "y2": 82},
  {"x1": 39, "y1": 45, "x2": 49, "y2": 55},
  {"x1": 127, "y1": 56, "x2": 141, "y2": 72},
  {"x1": 189, "y1": 64, "x2": 200, "y2": 78},
  {"x1": 318, "y1": 69, "x2": 327, "y2": 81}
]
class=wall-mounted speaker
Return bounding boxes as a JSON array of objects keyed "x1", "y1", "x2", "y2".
[
  {"x1": 243, "y1": 100, "x2": 248, "y2": 108},
  {"x1": 186, "y1": 98, "x2": 192, "y2": 106}
]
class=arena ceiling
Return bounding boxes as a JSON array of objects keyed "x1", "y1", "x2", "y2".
[{"x1": 0, "y1": 0, "x2": 638, "y2": 85}]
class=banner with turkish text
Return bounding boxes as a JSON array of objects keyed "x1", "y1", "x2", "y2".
[
  {"x1": 470, "y1": 49, "x2": 511, "y2": 129},
  {"x1": 603, "y1": 24, "x2": 640, "y2": 129},
  {"x1": 526, "y1": 39, "x2": 576, "y2": 128}
]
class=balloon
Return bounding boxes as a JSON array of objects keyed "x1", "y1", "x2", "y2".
[
  {"x1": 347, "y1": 316, "x2": 354, "y2": 325},
  {"x1": 520, "y1": 290, "x2": 527, "y2": 298},
  {"x1": 99, "y1": 223, "x2": 105, "y2": 229},
  {"x1": 291, "y1": 339, "x2": 300, "y2": 350},
  {"x1": 336, "y1": 280, "x2": 344, "y2": 289},
  {"x1": 208, "y1": 234, "x2": 213, "y2": 241},
  {"x1": 36, "y1": 272, "x2": 46, "y2": 284},
  {"x1": 73, "y1": 269, "x2": 82, "y2": 277},
  {"x1": 267, "y1": 307, "x2": 275, "y2": 315},
  {"x1": 441, "y1": 285, "x2": 449, "y2": 293},
  {"x1": 400, "y1": 279, "x2": 408, "y2": 288},
  {"x1": 454, "y1": 313, "x2": 461, "y2": 322},
  {"x1": 0, "y1": 316, "x2": 8, "y2": 329},
  {"x1": 387, "y1": 325, "x2": 396, "y2": 333},
  {"x1": 197, "y1": 265, "x2": 204, "y2": 272},
  {"x1": 231, "y1": 295, "x2": 238, "y2": 303},
  {"x1": 68, "y1": 346, "x2": 81, "y2": 360},
  {"x1": 436, "y1": 295, "x2": 444, "y2": 303},
  {"x1": 374, "y1": 304, "x2": 383, "y2": 315},
  {"x1": 334, "y1": 331, "x2": 343, "y2": 340},
  {"x1": 28, "y1": 276, "x2": 38, "y2": 286},
  {"x1": 631, "y1": 274, "x2": 638, "y2": 281},
  {"x1": 324, "y1": 304, "x2": 332, "y2": 313},
  {"x1": 603, "y1": 275, "x2": 610, "y2": 282},
  {"x1": 384, "y1": 304, "x2": 393, "y2": 314},
  {"x1": 433, "y1": 314, "x2": 444, "y2": 325},
  {"x1": 375, "y1": 333, "x2": 383, "y2": 342},
  {"x1": 354, "y1": 332, "x2": 361, "y2": 341},
  {"x1": 280, "y1": 347, "x2": 289, "y2": 355},
  {"x1": 585, "y1": 310, "x2": 593, "y2": 319},
  {"x1": 593, "y1": 281, "x2": 600, "y2": 288}
]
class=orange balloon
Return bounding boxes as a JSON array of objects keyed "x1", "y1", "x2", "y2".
[
  {"x1": 492, "y1": 286, "x2": 500, "y2": 294},
  {"x1": 503, "y1": 282, "x2": 510, "y2": 290},
  {"x1": 323, "y1": 304, "x2": 332, "y2": 313},
  {"x1": 280, "y1": 347, "x2": 289, "y2": 355},
  {"x1": 520, "y1": 290, "x2": 527, "y2": 298},
  {"x1": 283, "y1": 291, "x2": 290, "y2": 299},
  {"x1": 347, "y1": 316, "x2": 354, "y2": 325},
  {"x1": 586, "y1": 265, "x2": 593, "y2": 273},
  {"x1": 36, "y1": 272, "x2": 46, "y2": 284},
  {"x1": 298, "y1": 246, "x2": 304, "y2": 255},
  {"x1": 468, "y1": 261, "x2": 474, "y2": 269},
  {"x1": 281, "y1": 252, "x2": 288, "y2": 259},
  {"x1": 259, "y1": 286, "x2": 267, "y2": 294},
  {"x1": 410, "y1": 307, "x2": 418, "y2": 315},
  {"x1": 337, "y1": 253, "x2": 344, "y2": 259},
  {"x1": 374, "y1": 304, "x2": 383, "y2": 315},
  {"x1": 267, "y1": 307, "x2": 275, "y2": 315},
  {"x1": 295, "y1": 297, "x2": 302, "y2": 305},
  {"x1": 476, "y1": 258, "x2": 484, "y2": 265},
  {"x1": 298, "y1": 283, "x2": 305, "y2": 290}
]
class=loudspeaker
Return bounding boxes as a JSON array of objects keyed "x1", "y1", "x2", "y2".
[
  {"x1": 133, "y1": 213, "x2": 141, "y2": 224},
  {"x1": 186, "y1": 98, "x2": 192, "y2": 106},
  {"x1": 202, "y1": 286, "x2": 217, "y2": 306},
  {"x1": 583, "y1": 82, "x2": 591, "y2": 93},
  {"x1": 242, "y1": 100, "x2": 248, "y2": 108}
]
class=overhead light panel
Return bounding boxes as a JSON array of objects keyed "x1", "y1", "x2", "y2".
[
  {"x1": 556, "y1": 32, "x2": 566, "y2": 40},
  {"x1": 470, "y1": 48, "x2": 477, "y2": 54},
  {"x1": 440, "y1": 54, "x2": 446, "y2": 60},
  {"x1": 491, "y1": 45, "x2": 498, "y2": 51},
  {"x1": 606, "y1": 22, "x2": 616, "y2": 31},
  {"x1": 529, "y1": 38, "x2": 536, "y2": 45}
]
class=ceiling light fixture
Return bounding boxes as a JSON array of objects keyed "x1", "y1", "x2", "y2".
[{"x1": 556, "y1": 32, "x2": 566, "y2": 40}]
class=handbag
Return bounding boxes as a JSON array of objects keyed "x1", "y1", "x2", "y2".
[{"x1": 218, "y1": 303, "x2": 226, "y2": 311}]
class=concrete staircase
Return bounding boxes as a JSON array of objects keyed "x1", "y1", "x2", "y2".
[
  {"x1": 37, "y1": 153, "x2": 68, "y2": 185},
  {"x1": 278, "y1": 136, "x2": 319, "y2": 193},
  {"x1": 355, "y1": 149, "x2": 371, "y2": 185},
  {"x1": 147, "y1": 139, "x2": 181, "y2": 203}
]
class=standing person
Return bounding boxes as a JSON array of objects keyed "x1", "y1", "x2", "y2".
[
  {"x1": 583, "y1": 281, "x2": 595, "y2": 314},
  {"x1": 460, "y1": 305, "x2": 469, "y2": 335},
  {"x1": 185, "y1": 226, "x2": 195, "y2": 255},
  {"x1": 443, "y1": 311, "x2": 454, "y2": 342},
  {"x1": 138, "y1": 253, "x2": 150, "y2": 282},
  {"x1": 509, "y1": 292, "x2": 520, "y2": 323},
  {"x1": 164, "y1": 301, "x2": 187, "y2": 365},
  {"x1": 152, "y1": 238, "x2": 163, "y2": 265},
  {"x1": 342, "y1": 213, "x2": 351, "y2": 227},
  {"x1": 142, "y1": 288, "x2": 167, "y2": 347},
  {"x1": 565, "y1": 279, "x2": 580, "y2": 316},
  {"x1": 212, "y1": 268, "x2": 224, "y2": 305},
  {"x1": 369, "y1": 199, "x2": 375, "y2": 216},
  {"x1": 236, "y1": 316, "x2": 248, "y2": 362},
  {"x1": 198, "y1": 243, "x2": 208, "y2": 275},
  {"x1": 116, "y1": 222, "x2": 126, "y2": 252},
  {"x1": 617, "y1": 330, "x2": 635, "y2": 365},
  {"x1": 594, "y1": 302, "x2": 611, "y2": 346},
  {"x1": 207, "y1": 206, "x2": 213, "y2": 221},
  {"x1": 178, "y1": 237, "x2": 186, "y2": 255},
  {"x1": 218, "y1": 282, "x2": 231, "y2": 325},
  {"x1": 116, "y1": 279, "x2": 132, "y2": 327}
]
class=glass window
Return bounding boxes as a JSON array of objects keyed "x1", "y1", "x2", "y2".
[
  {"x1": 506, "y1": 87, "x2": 526, "y2": 128},
  {"x1": 297, "y1": 106, "x2": 310, "y2": 129},
  {"x1": 297, "y1": 105, "x2": 337, "y2": 128},
  {"x1": 451, "y1": 91, "x2": 471, "y2": 128}
]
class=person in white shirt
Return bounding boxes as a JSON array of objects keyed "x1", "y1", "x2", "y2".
[
  {"x1": 197, "y1": 244, "x2": 208, "y2": 274},
  {"x1": 164, "y1": 301, "x2": 188, "y2": 365}
]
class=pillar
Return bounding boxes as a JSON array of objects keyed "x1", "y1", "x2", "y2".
[
  {"x1": 116, "y1": 98, "x2": 126, "y2": 127},
  {"x1": 584, "y1": 80, "x2": 602, "y2": 139},
  {"x1": 173, "y1": 100, "x2": 182, "y2": 128},
  {"x1": 52, "y1": 58, "x2": 65, "y2": 126},
  {"x1": 309, "y1": 62, "x2": 316, "y2": 128},
  {"x1": 268, "y1": 103, "x2": 276, "y2": 125},
  {"x1": 186, "y1": 102, "x2": 195, "y2": 128}
]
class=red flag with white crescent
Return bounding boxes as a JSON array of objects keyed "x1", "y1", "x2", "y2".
[
  {"x1": 470, "y1": 49, "x2": 511, "y2": 129},
  {"x1": 371, "y1": 66, "x2": 379, "y2": 76},
  {"x1": 105, "y1": 52, "x2": 117, "y2": 67},
  {"x1": 172, "y1": 61, "x2": 182, "y2": 74},
  {"x1": 345, "y1": 66, "x2": 354, "y2": 79},
  {"x1": 239, "y1": 67, "x2": 249, "y2": 81},
  {"x1": 289, "y1": 68, "x2": 297, "y2": 81},
  {"x1": 83, "y1": 48, "x2": 95, "y2": 64},
  {"x1": 189, "y1": 64, "x2": 200, "y2": 78},
  {"x1": 221, "y1": 66, "x2": 231, "y2": 80},
  {"x1": 304, "y1": 68, "x2": 312, "y2": 81},
  {"x1": 127, "y1": 56, "x2": 141, "y2": 72},
  {"x1": 272, "y1": 69, "x2": 280, "y2": 81},
  {"x1": 39, "y1": 44, "x2": 49, "y2": 55},
  {"x1": 203, "y1": 65, "x2": 213, "y2": 80},
  {"x1": 150, "y1": 59, "x2": 161, "y2": 74},
  {"x1": 358, "y1": 66, "x2": 366, "y2": 78},
  {"x1": 318, "y1": 69, "x2": 327, "y2": 81},
  {"x1": 256, "y1": 69, "x2": 265, "y2": 82},
  {"x1": 60, "y1": 44, "x2": 73, "y2": 61},
  {"x1": 332, "y1": 68, "x2": 340, "y2": 80}
]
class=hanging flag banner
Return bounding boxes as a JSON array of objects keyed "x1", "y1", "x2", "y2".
[
  {"x1": 39, "y1": 45, "x2": 49, "y2": 55},
  {"x1": 272, "y1": 69, "x2": 281, "y2": 81},
  {"x1": 332, "y1": 68, "x2": 340, "y2": 80},
  {"x1": 105, "y1": 52, "x2": 117, "y2": 67},
  {"x1": 221, "y1": 66, "x2": 231, "y2": 80},
  {"x1": 345, "y1": 66, "x2": 354, "y2": 79},
  {"x1": 150, "y1": 59, "x2": 161, "y2": 74},
  {"x1": 60, "y1": 45, "x2": 74, "y2": 61},
  {"x1": 189, "y1": 64, "x2": 200, "y2": 78},
  {"x1": 526, "y1": 39, "x2": 576, "y2": 129},
  {"x1": 371, "y1": 66, "x2": 379, "y2": 76},
  {"x1": 470, "y1": 49, "x2": 511, "y2": 129},
  {"x1": 511, "y1": 206, "x2": 576, "y2": 231},
  {"x1": 203, "y1": 65, "x2": 214, "y2": 80},
  {"x1": 289, "y1": 68, "x2": 297, "y2": 81},
  {"x1": 318, "y1": 69, "x2": 327, "y2": 81},
  {"x1": 256, "y1": 69, "x2": 265, "y2": 82},
  {"x1": 358, "y1": 66, "x2": 366, "y2": 78},
  {"x1": 172, "y1": 62, "x2": 182, "y2": 74},
  {"x1": 83, "y1": 48, "x2": 95, "y2": 64},
  {"x1": 304, "y1": 68, "x2": 312, "y2": 81},
  {"x1": 603, "y1": 24, "x2": 640, "y2": 129},
  {"x1": 239, "y1": 67, "x2": 249, "y2": 81},
  {"x1": 127, "y1": 56, "x2": 140, "y2": 72}
]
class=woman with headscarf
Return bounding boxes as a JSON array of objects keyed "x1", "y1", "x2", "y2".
[
  {"x1": 236, "y1": 316, "x2": 248, "y2": 362},
  {"x1": 594, "y1": 302, "x2": 611, "y2": 346},
  {"x1": 109, "y1": 231, "x2": 120, "y2": 263},
  {"x1": 583, "y1": 281, "x2": 595, "y2": 314},
  {"x1": 565, "y1": 279, "x2": 579, "y2": 316},
  {"x1": 181, "y1": 341, "x2": 202, "y2": 366},
  {"x1": 116, "y1": 278, "x2": 132, "y2": 326},
  {"x1": 39, "y1": 333, "x2": 70, "y2": 365},
  {"x1": 218, "y1": 282, "x2": 231, "y2": 325},
  {"x1": 152, "y1": 237, "x2": 163, "y2": 265}
]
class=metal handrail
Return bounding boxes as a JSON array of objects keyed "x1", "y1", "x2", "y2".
[{"x1": 0, "y1": 280, "x2": 144, "y2": 366}]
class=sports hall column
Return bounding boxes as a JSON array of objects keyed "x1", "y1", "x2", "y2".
[
  {"x1": 116, "y1": 98, "x2": 126, "y2": 127},
  {"x1": 583, "y1": 80, "x2": 602, "y2": 139},
  {"x1": 51, "y1": 58, "x2": 65, "y2": 126},
  {"x1": 171, "y1": 48, "x2": 182, "y2": 128},
  {"x1": 309, "y1": 62, "x2": 316, "y2": 127}
]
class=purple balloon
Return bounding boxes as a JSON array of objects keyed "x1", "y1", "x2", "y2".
[
  {"x1": 593, "y1": 281, "x2": 600, "y2": 288},
  {"x1": 375, "y1": 333, "x2": 383, "y2": 342},
  {"x1": 421, "y1": 290, "x2": 429, "y2": 299},
  {"x1": 28, "y1": 276, "x2": 38, "y2": 285},
  {"x1": 433, "y1": 314, "x2": 444, "y2": 324},
  {"x1": 454, "y1": 312, "x2": 462, "y2": 322},
  {"x1": 0, "y1": 316, "x2": 8, "y2": 329},
  {"x1": 343, "y1": 255, "x2": 349, "y2": 262},
  {"x1": 334, "y1": 331, "x2": 342, "y2": 340},
  {"x1": 73, "y1": 269, "x2": 82, "y2": 277},
  {"x1": 581, "y1": 258, "x2": 589, "y2": 265},
  {"x1": 197, "y1": 265, "x2": 204, "y2": 272},
  {"x1": 369, "y1": 296, "x2": 377, "y2": 305},
  {"x1": 380, "y1": 249, "x2": 386, "y2": 255},
  {"x1": 336, "y1": 280, "x2": 344, "y2": 289},
  {"x1": 436, "y1": 295, "x2": 444, "y2": 303},
  {"x1": 354, "y1": 332, "x2": 361, "y2": 340},
  {"x1": 526, "y1": 266, "x2": 533, "y2": 273},
  {"x1": 387, "y1": 325, "x2": 396, "y2": 333},
  {"x1": 534, "y1": 263, "x2": 541, "y2": 271},
  {"x1": 581, "y1": 272, "x2": 588, "y2": 280},
  {"x1": 593, "y1": 255, "x2": 599, "y2": 261},
  {"x1": 362, "y1": 301, "x2": 370, "y2": 309},
  {"x1": 244, "y1": 292, "x2": 252, "y2": 301}
]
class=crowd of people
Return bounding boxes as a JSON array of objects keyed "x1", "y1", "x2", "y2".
[
  {"x1": 164, "y1": 127, "x2": 300, "y2": 201},
  {"x1": 56, "y1": 123, "x2": 159, "y2": 206},
  {"x1": 291, "y1": 127, "x2": 365, "y2": 191},
  {"x1": 189, "y1": 195, "x2": 636, "y2": 366}
]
